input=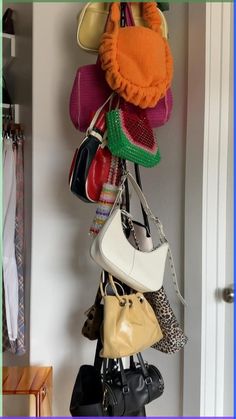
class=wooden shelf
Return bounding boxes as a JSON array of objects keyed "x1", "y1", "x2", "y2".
[{"x1": 3, "y1": 366, "x2": 53, "y2": 417}]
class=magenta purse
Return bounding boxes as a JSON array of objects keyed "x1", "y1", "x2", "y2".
[
  {"x1": 147, "y1": 89, "x2": 173, "y2": 127},
  {"x1": 69, "y1": 63, "x2": 111, "y2": 131},
  {"x1": 69, "y1": 64, "x2": 173, "y2": 132}
]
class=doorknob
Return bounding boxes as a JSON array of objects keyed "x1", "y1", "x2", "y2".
[{"x1": 222, "y1": 284, "x2": 234, "y2": 303}]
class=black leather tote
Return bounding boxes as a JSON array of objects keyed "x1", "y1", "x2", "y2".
[
  {"x1": 70, "y1": 338, "x2": 104, "y2": 416},
  {"x1": 70, "y1": 364, "x2": 104, "y2": 417},
  {"x1": 69, "y1": 339, "x2": 148, "y2": 417},
  {"x1": 103, "y1": 353, "x2": 164, "y2": 416}
]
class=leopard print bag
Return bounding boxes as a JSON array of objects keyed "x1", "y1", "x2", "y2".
[
  {"x1": 127, "y1": 218, "x2": 188, "y2": 354},
  {"x1": 145, "y1": 287, "x2": 188, "y2": 354}
]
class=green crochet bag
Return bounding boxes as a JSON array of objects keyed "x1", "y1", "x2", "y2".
[{"x1": 106, "y1": 108, "x2": 161, "y2": 168}]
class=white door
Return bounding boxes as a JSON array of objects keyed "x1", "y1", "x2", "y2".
[
  {"x1": 223, "y1": 26, "x2": 234, "y2": 412},
  {"x1": 183, "y1": 2, "x2": 233, "y2": 416}
]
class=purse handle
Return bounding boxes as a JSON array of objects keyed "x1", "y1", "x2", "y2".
[
  {"x1": 102, "y1": 352, "x2": 153, "y2": 392},
  {"x1": 107, "y1": 2, "x2": 163, "y2": 35},
  {"x1": 100, "y1": 272, "x2": 126, "y2": 304},
  {"x1": 118, "y1": 352, "x2": 153, "y2": 393},
  {"x1": 86, "y1": 92, "x2": 115, "y2": 142},
  {"x1": 100, "y1": 273, "x2": 145, "y2": 307},
  {"x1": 112, "y1": 171, "x2": 187, "y2": 306}
]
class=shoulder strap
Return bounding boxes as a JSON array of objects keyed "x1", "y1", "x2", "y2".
[
  {"x1": 112, "y1": 172, "x2": 187, "y2": 306},
  {"x1": 134, "y1": 164, "x2": 151, "y2": 236},
  {"x1": 86, "y1": 93, "x2": 114, "y2": 141},
  {"x1": 94, "y1": 336, "x2": 103, "y2": 372}
]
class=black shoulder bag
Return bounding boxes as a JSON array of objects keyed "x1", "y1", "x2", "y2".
[{"x1": 103, "y1": 352, "x2": 164, "y2": 417}]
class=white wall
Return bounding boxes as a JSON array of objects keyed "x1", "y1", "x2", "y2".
[{"x1": 30, "y1": 2, "x2": 188, "y2": 417}]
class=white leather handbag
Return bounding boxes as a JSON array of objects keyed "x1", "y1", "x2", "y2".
[
  {"x1": 90, "y1": 172, "x2": 171, "y2": 292},
  {"x1": 91, "y1": 208, "x2": 168, "y2": 292}
]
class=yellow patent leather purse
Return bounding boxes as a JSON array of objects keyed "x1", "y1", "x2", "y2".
[
  {"x1": 77, "y1": 2, "x2": 168, "y2": 53},
  {"x1": 99, "y1": 274, "x2": 163, "y2": 358}
]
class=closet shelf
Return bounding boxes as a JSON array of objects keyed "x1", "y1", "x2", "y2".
[
  {"x1": 2, "y1": 103, "x2": 20, "y2": 123},
  {"x1": 3, "y1": 33, "x2": 16, "y2": 68},
  {"x1": 3, "y1": 33, "x2": 16, "y2": 57}
]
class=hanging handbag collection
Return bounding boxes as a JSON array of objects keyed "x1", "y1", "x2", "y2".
[
  {"x1": 71, "y1": 2, "x2": 173, "y2": 131},
  {"x1": 69, "y1": 3, "x2": 188, "y2": 417}
]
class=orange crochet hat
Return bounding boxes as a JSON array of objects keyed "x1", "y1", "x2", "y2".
[{"x1": 99, "y1": 2, "x2": 173, "y2": 109}]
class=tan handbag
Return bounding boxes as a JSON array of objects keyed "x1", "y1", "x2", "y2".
[
  {"x1": 99, "y1": 274, "x2": 163, "y2": 358},
  {"x1": 77, "y1": 2, "x2": 168, "y2": 53}
]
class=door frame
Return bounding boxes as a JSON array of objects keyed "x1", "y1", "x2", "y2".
[{"x1": 183, "y1": 2, "x2": 232, "y2": 416}]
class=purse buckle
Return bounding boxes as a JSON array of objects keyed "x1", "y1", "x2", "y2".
[
  {"x1": 145, "y1": 376, "x2": 152, "y2": 385},
  {"x1": 122, "y1": 385, "x2": 129, "y2": 394}
]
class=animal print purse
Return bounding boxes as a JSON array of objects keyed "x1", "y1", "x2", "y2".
[
  {"x1": 145, "y1": 288, "x2": 188, "y2": 354},
  {"x1": 127, "y1": 217, "x2": 188, "y2": 354}
]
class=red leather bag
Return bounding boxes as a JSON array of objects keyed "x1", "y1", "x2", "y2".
[{"x1": 86, "y1": 146, "x2": 112, "y2": 202}]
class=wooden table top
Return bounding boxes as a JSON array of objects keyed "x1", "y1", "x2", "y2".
[{"x1": 2, "y1": 366, "x2": 52, "y2": 395}]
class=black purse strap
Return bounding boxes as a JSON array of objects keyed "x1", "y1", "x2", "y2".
[
  {"x1": 136, "y1": 353, "x2": 152, "y2": 383},
  {"x1": 118, "y1": 358, "x2": 129, "y2": 393},
  {"x1": 134, "y1": 164, "x2": 151, "y2": 235},
  {"x1": 94, "y1": 336, "x2": 104, "y2": 372},
  {"x1": 118, "y1": 353, "x2": 152, "y2": 391}
]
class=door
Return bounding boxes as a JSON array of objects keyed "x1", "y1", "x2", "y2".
[
  {"x1": 223, "y1": 25, "x2": 234, "y2": 412},
  {"x1": 183, "y1": 2, "x2": 233, "y2": 416}
]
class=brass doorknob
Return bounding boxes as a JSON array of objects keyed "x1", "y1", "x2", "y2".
[{"x1": 222, "y1": 284, "x2": 234, "y2": 303}]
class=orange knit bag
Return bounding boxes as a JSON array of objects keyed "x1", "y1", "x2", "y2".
[{"x1": 99, "y1": 2, "x2": 173, "y2": 109}]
